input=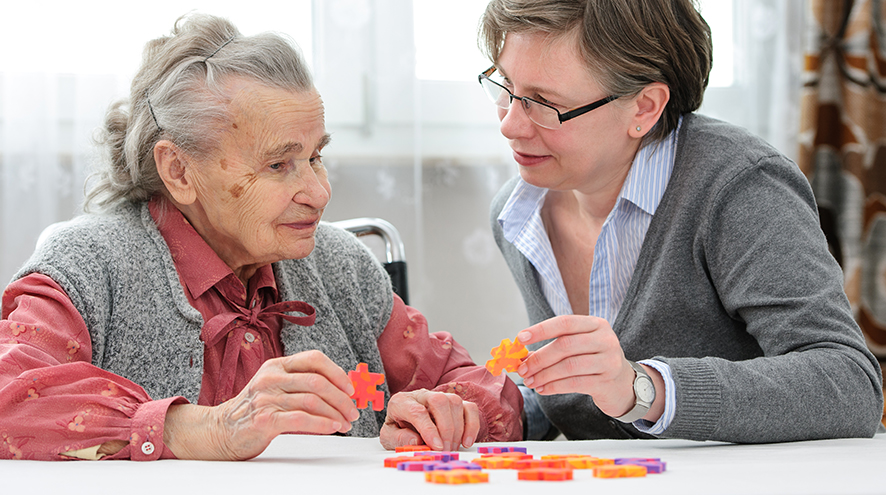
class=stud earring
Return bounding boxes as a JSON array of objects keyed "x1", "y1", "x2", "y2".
[{"x1": 636, "y1": 126, "x2": 642, "y2": 132}]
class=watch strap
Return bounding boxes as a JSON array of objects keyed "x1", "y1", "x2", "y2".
[{"x1": 614, "y1": 361, "x2": 653, "y2": 423}]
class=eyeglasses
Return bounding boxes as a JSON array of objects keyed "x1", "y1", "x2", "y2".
[{"x1": 478, "y1": 66, "x2": 618, "y2": 130}]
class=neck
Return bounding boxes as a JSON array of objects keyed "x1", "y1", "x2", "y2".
[{"x1": 166, "y1": 195, "x2": 261, "y2": 286}]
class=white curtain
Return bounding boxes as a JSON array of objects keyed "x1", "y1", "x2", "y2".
[{"x1": 0, "y1": 0, "x2": 806, "y2": 361}]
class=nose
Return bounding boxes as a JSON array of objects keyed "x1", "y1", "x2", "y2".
[
  {"x1": 292, "y1": 161, "x2": 331, "y2": 210},
  {"x1": 498, "y1": 98, "x2": 535, "y2": 141}
]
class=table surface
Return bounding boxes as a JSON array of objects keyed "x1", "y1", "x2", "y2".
[{"x1": 3, "y1": 433, "x2": 885, "y2": 495}]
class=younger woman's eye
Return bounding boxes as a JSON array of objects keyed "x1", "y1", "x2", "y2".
[{"x1": 530, "y1": 92, "x2": 556, "y2": 106}]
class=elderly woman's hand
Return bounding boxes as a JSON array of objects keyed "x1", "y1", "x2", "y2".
[
  {"x1": 515, "y1": 315, "x2": 664, "y2": 422},
  {"x1": 163, "y1": 350, "x2": 359, "y2": 460},
  {"x1": 379, "y1": 389, "x2": 480, "y2": 451}
]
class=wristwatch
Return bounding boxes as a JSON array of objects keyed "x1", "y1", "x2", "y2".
[{"x1": 614, "y1": 361, "x2": 655, "y2": 423}]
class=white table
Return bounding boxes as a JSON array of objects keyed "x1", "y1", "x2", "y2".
[{"x1": 3, "y1": 434, "x2": 885, "y2": 494}]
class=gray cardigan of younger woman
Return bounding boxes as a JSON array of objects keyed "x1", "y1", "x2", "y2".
[{"x1": 491, "y1": 114, "x2": 883, "y2": 443}]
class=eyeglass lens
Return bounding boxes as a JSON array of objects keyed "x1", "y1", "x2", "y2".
[{"x1": 480, "y1": 77, "x2": 559, "y2": 129}]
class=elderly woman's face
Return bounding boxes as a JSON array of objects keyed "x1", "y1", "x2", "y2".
[{"x1": 185, "y1": 79, "x2": 331, "y2": 274}]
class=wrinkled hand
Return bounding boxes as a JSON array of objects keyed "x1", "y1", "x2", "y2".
[
  {"x1": 379, "y1": 389, "x2": 479, "y2": 452},
  {"x1": 164, "y1": 350, "x2": 359, "y2": 460},
  {"x1": 515, "y1": 315, "x2": 637, "y2": 418}
]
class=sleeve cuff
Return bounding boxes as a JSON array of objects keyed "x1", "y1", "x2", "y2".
[
  {"x1": 633, "y1": 359, "x2": 676, "y2": 435},
  {"x1": 127, "y1": 396, "x2": 189, "y2": 461}
]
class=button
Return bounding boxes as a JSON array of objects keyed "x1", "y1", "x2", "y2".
[
  {"x1": 244, "y1": 332, "x2": 255, "y2": 343},
  {"x1": 141, "y1": 441, "x2": 155, "y2": 455}
]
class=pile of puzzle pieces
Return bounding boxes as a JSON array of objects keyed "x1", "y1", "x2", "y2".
[{"x1": 385, "y1": 445, "x2": 667, "y2": 484}]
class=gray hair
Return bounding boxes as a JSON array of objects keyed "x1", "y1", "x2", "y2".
[
  {"x1": 86, "y1": 13, "x2": 315, "y2": 210},
  {"x1": 479, "y1": 0, "x2": 712, "y2": 143}
]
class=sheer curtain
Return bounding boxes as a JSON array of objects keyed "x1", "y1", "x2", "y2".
[{"x1": 0, "y1": 0, "x2": 805, "y2": 362}]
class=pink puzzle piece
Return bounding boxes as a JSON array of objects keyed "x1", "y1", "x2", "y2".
[{"x1": 348, "y1": 362, "x2": 385, "y2": 411}]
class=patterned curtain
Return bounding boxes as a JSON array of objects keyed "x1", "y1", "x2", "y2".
[{"x1": 799, "y1": 0, "x2": 886, "y2": 422}]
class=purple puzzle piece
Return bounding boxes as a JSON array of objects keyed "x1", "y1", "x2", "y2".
[
  {"x1": 614, "y1": 458, "x2": 666, "y2": 474},
  {"x1": 477, "y1": 446, "x2": 528, "y2": 454},
  {"x1": 430, "y1": 460, "x2": 482, "y2": 471}
]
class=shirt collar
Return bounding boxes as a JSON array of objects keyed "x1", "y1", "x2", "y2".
[
  {"x1": 498, "y1": 179, "x2": 548, "y2": 244},
  {"x1": 498, "y1": 116, "x2": 681, "y2": 236},
  {"x1": 149, "y1": 196, "x2": 276, "y2": 302},
  {"x1": 620, "y1": 117, "x2": 681, "y2": 216}
]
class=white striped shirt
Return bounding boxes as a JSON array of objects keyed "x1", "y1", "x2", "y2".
[{"x1": 499, "y1": 119, "x2": 682, "y2": 435}]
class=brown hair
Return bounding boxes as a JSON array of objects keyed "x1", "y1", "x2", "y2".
[{"x1": 479, "y1": 0, "x2": 712, "y2": 142}]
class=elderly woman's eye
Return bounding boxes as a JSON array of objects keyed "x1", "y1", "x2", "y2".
[
  {"x1": 269, "y1": 162, "x2": 285, "y2": 171},
  {"x1": 309, "y1": 155, "x2": 323, "y2": 167}
]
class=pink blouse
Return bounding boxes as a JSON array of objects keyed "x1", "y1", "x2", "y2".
[{"x1": 0, "y1": 200, "x2": 522, "y2": 461}]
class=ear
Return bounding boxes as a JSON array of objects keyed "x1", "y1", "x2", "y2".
[
  {"x1": 629, "y1": 82, "x2": 670, "y2": 138},
  {"x1": 154, "y1": 140, "x2": 197, "y2": 206}
]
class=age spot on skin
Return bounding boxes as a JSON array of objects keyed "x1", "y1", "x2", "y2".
[
  {"x1": 229, "y1": 183, "x2": 244, "y2": 198},
  {"x1": 228, "y1": 174, "x2": 259, "y2": 199},
  {"x1": 219, "y1": 158, "x2": 229, "y2": 171}
]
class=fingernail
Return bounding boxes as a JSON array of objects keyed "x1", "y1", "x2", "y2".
[
  {"x1": 536, "y1": 385, "x2": 544, "y2": 393},
  {"x1": 332, "y1": 421, "x2": 342, "y2": 431},
  {"x1": 350, "y1": 410, "x2": 360, "y2": 421},
  {"x1": 517, "y1": 331, "x2": 531, "y2": 342},
  {"x1": 432, "y1": 437, "x2": 443, "y2": 450},
  {"x1": 523, "y1": 376, "x2": 534, "y2": 386},
  {"x1": 464, "y1": 437, "x2": 473, "y2": 448},
  {"x1": 517, "y1": 364, "x2": 528, "y2": 375},
  {"x1": 345, "y1": 384, "x2": 355, "y2": 396}
]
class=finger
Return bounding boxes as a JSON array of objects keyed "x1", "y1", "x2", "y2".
[
  {"x1": 272, "y1": 409, "x2": 348, "y2": 436},
  {"x1": 389, "y1": 393, "x2": 445, "y2": 450},
  {"x1": 274, "y1": 352, "x2": 360, "y2": 423},
  {"x1": 379, "y1": 423, "x2": 423, "y2": 450},
  {"x1": 280, "y1": 350, "x2": 355, "y2": 396},
  {"x1": 518, "y1": 324, "x2": 621, "y2": 380},
  {"x1": 257, "y1": 370, "x2": 358, "y2": 424},
  {"x1": 531, "y1": 374, "x2": 596, "y2": 396},
  {"x1": 460, "y1": 401, "x2": 480, "y2": 448},
  {"x1": 425, "y1": 393, "x2": 464, "y2": 452},
  {"x1": 515, "y1": 315, "x2": 606, "y2": 347},
  {"x1": 522, "y1": 341, "x2": 615, "y2": 384},
  {"x1": 272, "y1": 392, "x2": 355, "y2": 431}
]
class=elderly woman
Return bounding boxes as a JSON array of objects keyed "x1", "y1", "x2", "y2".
[
  {"x1": 479, "y1": 0, "x2": 883, "y2": 442},
  {"x1": 0, "y1": 14, "x2": 521, "y2": 461}
]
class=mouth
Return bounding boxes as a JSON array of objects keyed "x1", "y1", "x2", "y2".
[
  {"x1": 281, "y1": 217, "x2": 320, "y2": 230},
  {"x1": 512, "y1": 150, "x2": 551, "y2": 167}
]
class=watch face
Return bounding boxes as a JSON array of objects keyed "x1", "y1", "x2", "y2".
[{"x1": 636, "y1": 377, "x2": 655, "y2": 403}]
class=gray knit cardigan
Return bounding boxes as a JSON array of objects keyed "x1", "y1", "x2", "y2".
[
  {"x1": 15, "y1": 202, "x2": 393, "y2": 438},
  {"x1": 491, "y1": 114, "x2": 884, "y2": 443}
]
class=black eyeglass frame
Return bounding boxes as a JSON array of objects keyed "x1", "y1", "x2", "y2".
[{"x1": 478, "y1": 66, "x2": 618, "y2": 128}]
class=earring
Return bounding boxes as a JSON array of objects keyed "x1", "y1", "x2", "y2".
[{"x1": 636, "y1": 126, "x2": 642, "y2": 132}]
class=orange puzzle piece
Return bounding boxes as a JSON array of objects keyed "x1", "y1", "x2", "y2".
[
  {"x1": 541, "y1": 455, "x2": 614, "y2": 469},
  {"x1": 513, "y1": 459, "x2": 568, "y2": 470},
  {"x1": 593, "y1": 464, "x2": 647, "y2": 478},
  {"x1": 518, "y1": 468, "x2": 574, "y2": 481},
  {"x1": 485, "y1": 338, "x2": 528, "y2": 375},
  {"x1": 471, "y1": 457, "x2": 516, "y2": 469},
  {"x1": 395, "y1": 445, "x2": 432, "y2": 453},
  {"x1": 348, "y1": 362, "x2": 385, "y2": 411},
  {"x1": 425, "y1": 469, "x2": 489, "y2": 484},
  {"x1": 383, "y1": 455, "x2": 437, "y2": 467}
]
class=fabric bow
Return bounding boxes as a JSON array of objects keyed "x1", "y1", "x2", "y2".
[{"x1": 202, "y1": 300, "x2": 316, "y2": 405}]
